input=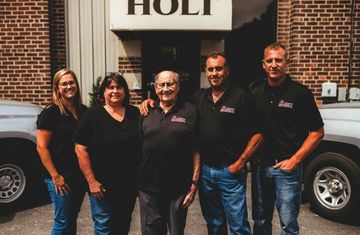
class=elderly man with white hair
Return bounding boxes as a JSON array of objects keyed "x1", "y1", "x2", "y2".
[{"x1": 138, "y1": 70, "x2": 200, "y2": 235}]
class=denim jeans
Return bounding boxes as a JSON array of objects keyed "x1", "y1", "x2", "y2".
[
  {"x1": 199, "y1": 163, "x2": 252, "y2": 235},
  {"x1": 251, "y1": 164, "x2": 302, "y2": 235},
  {"x1": 45, "y1": 178, "x2": 86, "y2": 235},
  {"x1": 89, "y1": 189, "x2": 137, "y2": 235},
  {"x1": 89, "y1": 194, "x2": 113, "y2": 235}
]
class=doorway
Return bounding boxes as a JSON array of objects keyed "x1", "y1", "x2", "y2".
[{"x1": 142, "y1": 32, "x2": 200, "y2": 100}]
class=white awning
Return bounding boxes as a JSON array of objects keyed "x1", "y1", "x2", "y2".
[{"x1": 110, "y1": 0, "x2": 232, "y2": 31}]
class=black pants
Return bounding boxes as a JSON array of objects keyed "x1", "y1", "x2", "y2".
[
  {"x1": 112, "y1": 190, "x2": 137, "y2": 235},
  {"x1": 139, "y1": 190, "x2": 188, "y2": 235}
]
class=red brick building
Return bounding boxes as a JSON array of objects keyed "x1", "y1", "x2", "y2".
[
  {"x1": 278, "y1": 0, "x2": 359, "y2": 103},
  {"x1": 0, "y1": 0, "x2": 52, "y2": 106},
  {"x1": 0, "y1": 0, "x2": 359, "y2": 106}
]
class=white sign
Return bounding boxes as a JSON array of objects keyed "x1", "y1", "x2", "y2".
[{"x1": 110, "y1": 0, "x2": 232, "y2": 31}]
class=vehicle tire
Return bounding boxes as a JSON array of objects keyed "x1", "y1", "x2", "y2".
[
  {"x1": 0, "y1": 162, "x2": 27, "y2": 205},
  {"x1": 304, "y1": 152, "x2": 360, "y2": 218},
  {"x1": 0, "y1": 148, "x2": 46, "y2": 209}
]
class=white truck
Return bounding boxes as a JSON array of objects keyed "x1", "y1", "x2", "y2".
[
  {"x1": 0, "y1": 100, "x2": 44, "y2": 206},
  {"x1": 304, "y1": 102, "x2": 360, "y2": 219}
]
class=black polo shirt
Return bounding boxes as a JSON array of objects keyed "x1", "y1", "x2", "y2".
[
  {"x1": 139, "y1": 101, "x2": 198, "y2": 194},
  {"x1": 251, "y1": 76, "x2": 324, "y2": 164},
  {"x1": 191, "y1": 84, "x2": 261, "y2": 167}
]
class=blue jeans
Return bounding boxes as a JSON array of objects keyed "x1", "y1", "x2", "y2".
[
  {"x1": 89, "y1": 189, "x2": 137, "y2": 235},
  {"x1": 45, "y1": 178, "x2": 86, "y2": 235},
  {"x1": 89, "y1": 194, "x2": 113, "y2": 235},
  {"x1": 199, "y1": 163, "x2": 252, "y2": 235},
  {"x1": 251, "y1": 164, "x2": 302, "y2": 235}
]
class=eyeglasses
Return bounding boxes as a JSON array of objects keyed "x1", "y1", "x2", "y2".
[
  {"x1": 155, "y1": 81, "x2": 177, "y2": 89},
  {"x1": 264, "y1": 58, "x2": 285, "y2": 65},
  {"x1": 105, "y1": 72, "x2": 123, "y2": 77},
  {"x1": 206, "y1": 66, "x2": 224, "y2": 73},
  {"x1": 58, "y1": 80, "x2": 76, "y2": 88}
]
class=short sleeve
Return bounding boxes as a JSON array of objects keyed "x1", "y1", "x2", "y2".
[{"x1": 36, "y1": 104, "x2": 58, "y2": 132}]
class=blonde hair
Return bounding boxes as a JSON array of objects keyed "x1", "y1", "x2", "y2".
[
  {"x1": 263, "y1": 42, "x2": 288, "y2": 59},
  {"x1": 52, "y1": 69, "x2": 83, "y2": 119}
]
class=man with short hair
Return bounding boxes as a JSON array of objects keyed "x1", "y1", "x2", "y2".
[
  {"x1": 139, "y1": 70, "x2": 200, "y2": 235},
  {"x1": 193, "y1": 53, "x2": 262, "y2": 235},
  {"x1": 250, "y1": 42, "x2": 324, "y2": 235}
]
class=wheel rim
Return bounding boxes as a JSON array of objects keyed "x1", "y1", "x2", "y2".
[
  {"x1": 0, "y1": 164, "x2": 26, "y2": 203},
  {"x1": 313, "y1": 166, "x2": 351, "y2": 210}
]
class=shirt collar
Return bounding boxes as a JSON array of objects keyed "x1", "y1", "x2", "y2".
[
  {"x1": 155, "y1": 99, "x2": 184, "y2": 114},
  {"x1": 206, "y1": 84, "x2": 231, "y2": 105},
  {"x1": 265, "y1": 75, "x2": 291, "y2": 94}
]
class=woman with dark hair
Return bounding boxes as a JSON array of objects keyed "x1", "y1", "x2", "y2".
[
  {"x1": 74, "y1": 72, "x2": 140, "y2": 234},
  {"x1": 36, "y1": 68, "x2": 87, "y2": 235}
]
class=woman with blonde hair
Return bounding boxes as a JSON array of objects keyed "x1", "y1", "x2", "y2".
[{"x1": 37, "y1": 69, "x2": 87, "y2": 235}]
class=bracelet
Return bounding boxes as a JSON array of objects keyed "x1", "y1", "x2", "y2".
[{"x1": 192, "y1": 179, "x2": 199, "y2": 186}]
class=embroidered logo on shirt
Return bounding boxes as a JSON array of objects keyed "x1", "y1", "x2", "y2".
[
  {"x1": 171, "y1": 115, "x2": 186, "y2": 123},
  {"x1": 278, "y1": 100, "x2": 294, "y2": 109},
  {"x1": 220, "y1": 106, "x2": 235, "y2": 114}
]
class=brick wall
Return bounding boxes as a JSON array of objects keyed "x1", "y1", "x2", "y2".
[
  {"x1": 277, "y1": 0, "x2": 291, "y2": 49},
  {"x1": 118, "y1": 56, "x2": 143, "y2": 105},
  {"x1": 48, "y1": 0, "x2": 66, "y2": 77},
  {"x1": 0, "y1": 0, "x2": 52, "y2": 106},
  {"x1": 130, "y1": 90, "x2": 143, "y2": 106},
  {"x1": 278, "y1": 0, "x2": 360, "y2": 103},
  {"x1": 118, "y1": 57, "x2": 141, "y2": 74}
]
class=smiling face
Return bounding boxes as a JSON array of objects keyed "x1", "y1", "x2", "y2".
[
  {"x1": 57, "y1": 74, "x2": 78, "y2": 101},
  {"x1": 205, "y1": 55, "x2": 230, "y2": 91},
  {"x1": 155, "y1": 71, "x2": 179, "y2": 106},
  {"x1": 103, "y1": 79, "x2": 126, "y2": 106},
  {"x1": 262, "y1": 47, "x2": 289, "y2": 86}
]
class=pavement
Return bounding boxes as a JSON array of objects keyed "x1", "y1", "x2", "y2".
[{"x1": 0, "y1": 175, "x2": 359, "y2": 235}]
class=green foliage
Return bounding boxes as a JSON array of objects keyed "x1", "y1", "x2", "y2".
[{"x1": 89, "y1": 76, "x2": 102, "y2": 107}]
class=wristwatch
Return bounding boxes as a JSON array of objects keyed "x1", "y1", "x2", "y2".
[{"x1": 192, "y1": 179, "x2": 199, "y2": 186}]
